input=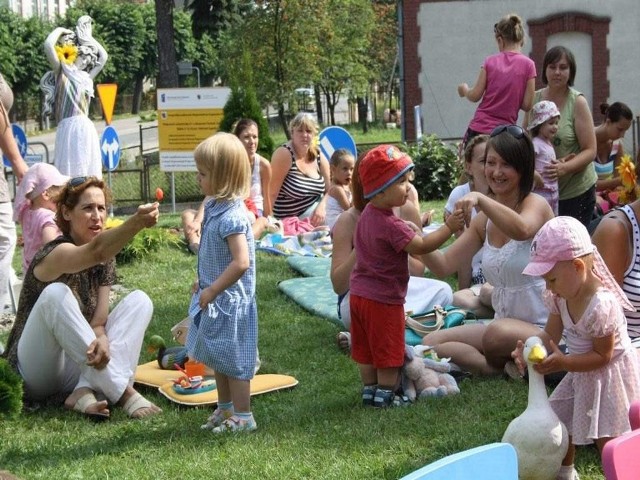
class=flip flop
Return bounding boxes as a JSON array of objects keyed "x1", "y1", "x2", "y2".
[
  {"x1": 122, "y1": 392, "x2": 161, "y2": 419},
  {"x1": 69, "y1": 392, "x2": 110, "y2": 422}
]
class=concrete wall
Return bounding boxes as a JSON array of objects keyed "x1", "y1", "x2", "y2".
[{"x1": 403, "y1": 0, "x2": 640, "y2": 153}]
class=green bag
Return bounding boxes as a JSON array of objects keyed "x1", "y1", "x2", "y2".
[{"x1": 404, "y1": 305, "x2": 475, "y2": 337}]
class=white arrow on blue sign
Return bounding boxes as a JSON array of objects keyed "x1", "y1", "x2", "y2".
[
  {"x1": 3, "y1": 124, "x2": 28, "y2": 167},
  {"x1": 318, "y1": 126, "x2": 357, "y2": 162},
  {"x1": 100, "y1": 125, "x2": 121, "y2": 171}
]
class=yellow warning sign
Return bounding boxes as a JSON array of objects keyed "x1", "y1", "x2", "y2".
[{"x1": 97, "y1": 84, "x2": 118, "y2": 125}]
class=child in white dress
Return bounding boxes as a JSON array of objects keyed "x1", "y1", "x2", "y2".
[
  {"x1": 326, "y1": 149, "x2": 355, "y2": 229},
  {"x1": 515, "y1": 216, "x2": 640, "y2": 480}
]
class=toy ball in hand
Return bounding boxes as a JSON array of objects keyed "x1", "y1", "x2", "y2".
[{"x1": 155, "y1": 187, "x2": 164, "y2": 202}]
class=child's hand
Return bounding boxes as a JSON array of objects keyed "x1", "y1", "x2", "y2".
[
  {"x1": 199, "y1": 287, "x2": 216, "y2": 310},
  {"x1": 511, "y1": 340, "x2": 527, "y2": 376},
  {"x1": 533, "y1": 340, "x2": 565, "y2": 375},
  {"x1": 454, "y1": 192, "x2": 480, "y2": 227},
  {"x1": 457, "y1": 83, "x2": 469, "y2": 98},
  {"x1": 191, "y1": 279, "x2": 199, "y2": 294},
  {"x1": 445, "y1": 208, "x2": 465, "y2": 233}
]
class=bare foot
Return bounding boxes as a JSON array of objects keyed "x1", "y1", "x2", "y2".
[
  {"x1": 64, "y1": 387, "x2": 110, "y2": 419},
  {"x1": 119, "y1": 387, "x2": 162, "y2": 419}
]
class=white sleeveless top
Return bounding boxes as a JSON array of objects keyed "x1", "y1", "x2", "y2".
[
  {"x1": 482, "y1": 222, "x2": 548, "y2": 326},
  {"x1": 249, "y1": 154, "x2": 264, "y2": 213}
]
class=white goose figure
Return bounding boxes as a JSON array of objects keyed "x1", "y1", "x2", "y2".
[{"x1": 502, "y1": 336, "x2": 569, "y2": 480}]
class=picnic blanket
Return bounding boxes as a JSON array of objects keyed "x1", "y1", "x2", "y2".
[
  {"x1": 257, "y1": 231, "x2": 332, "y2": 258},
  {"x1": 135, "y1": 361, "x2": 298, "y2": 406},
  {"x1": 286, "y1": 256, "x2": 331, "y2": 277}
]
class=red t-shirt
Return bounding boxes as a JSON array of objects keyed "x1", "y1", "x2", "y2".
[{"x1": 350, "y1": 204, "x2": 415, "y2": 304}]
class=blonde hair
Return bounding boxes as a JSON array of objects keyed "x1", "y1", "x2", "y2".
[
  {"x1": 494, "y1": 13, "x2": 525, "y2": 46},
  {"x1": 194, "y1": 132, "x2": 250, "y2": 200},
  {"x1": 289, "y1": 112, "x2": 319, "y2": 163}
]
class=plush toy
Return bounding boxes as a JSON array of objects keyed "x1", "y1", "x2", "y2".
[{"x1": 402, "y1": 345, "x2": 460, "y2": 402}]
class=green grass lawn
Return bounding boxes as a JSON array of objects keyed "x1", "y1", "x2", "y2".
[{"x1": 0, "y1": 209, "x2": 604, "y2": 479}]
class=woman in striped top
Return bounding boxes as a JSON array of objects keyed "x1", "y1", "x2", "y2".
[
  {"x1": 42, "y1": 16, "x2": 107, "y2": 179},
  {"x1": 269, "y1": 113, "x2": 330, "y2": 225},
  {"x1": 592, "y1": 199, "x2": 640, "y2": 347}
]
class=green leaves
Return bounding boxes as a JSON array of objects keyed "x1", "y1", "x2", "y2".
[
  {"x1": 404, "y1": 135, "x2": 462, "y2": 200},
  {"x1": 116, "y1": 227, "x2": 182, "y2": 264}
]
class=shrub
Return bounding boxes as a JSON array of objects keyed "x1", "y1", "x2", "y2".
[
  {"x1": 219, "y1": 86, "x2": 274, "y2": 157},
  {"x1": 116, "y1": 227, "x2": 182, "y2": 264},
  {"x1": 0, "y1": 358, "x2": 23, "y2": 419},
  {"x1": 404, "y1": 135, "x2": 461, "y2": 201}
]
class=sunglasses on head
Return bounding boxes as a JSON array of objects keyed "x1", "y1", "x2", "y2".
[
  {"x1": 68, "y1": 176, "x2": 89, "y2": 188},
  {"x1": 490, "y1": 124, "x2": 526, "y2": 139}
]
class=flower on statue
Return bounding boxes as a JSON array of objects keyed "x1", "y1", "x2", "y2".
[{"x1": 55, "y1": 44, "x2": 78, "y2": 65}]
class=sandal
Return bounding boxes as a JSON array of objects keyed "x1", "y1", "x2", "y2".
[
  {"x1": 211, "y1": 415, "x2": 257, "y2": 433},
  {"x1": 67, "y1": 391, "x2": 110, "y2": 422},
  {"x1": 201, "y1": 408, "x2": 234, "y2": 430},
  {"x1": 122, "y1": 392, "x2": 162, "y2": 419}
]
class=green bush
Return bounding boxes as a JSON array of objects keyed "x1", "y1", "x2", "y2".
[
  {"x1": 116, "y1": 227, "x2": 183, "y2": 264},
  {"x1": 404, "y1": 134, "x2": 461, "y2": 201},
  {"x1": 219, "y1": 86, "x2": 274, "y2": 157},
  {"x1": 0, "y1": 358, "x2": 23, "y2": 420}
]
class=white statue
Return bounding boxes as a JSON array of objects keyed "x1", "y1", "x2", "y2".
[{"x1": 41, "y1": 16, "x2": 108, "y2": 178}]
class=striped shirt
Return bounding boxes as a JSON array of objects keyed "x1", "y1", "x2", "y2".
[
  {"x1": 619, "y1": 204, "x2": 640, "y2": 340},
  {"x1": 272, "y1": 144, "x2": 325, "y2": 219}
]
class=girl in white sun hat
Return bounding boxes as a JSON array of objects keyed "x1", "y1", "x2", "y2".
[{"x1": 528, "y1": 100, "x2": 561, "y2": 215}]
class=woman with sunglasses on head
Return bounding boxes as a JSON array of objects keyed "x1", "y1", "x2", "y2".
[
  {"x1": 1, "y1": 177, "x2": 162, "y2": 420},
  {"x1": 524, "y1": 46, "x2": 597, "y2": 227},
  {"x1": 420, "y1": 125, "x2": 554, "y2": 376}
]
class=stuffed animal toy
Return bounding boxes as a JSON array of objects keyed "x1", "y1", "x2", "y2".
[{"x1": 401, "y1": 346, "x2": 460, "y2": 401}]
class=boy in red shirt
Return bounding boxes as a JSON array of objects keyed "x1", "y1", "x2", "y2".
[{"x1": 351, "y1": 145, "x2": 464, "y2": 407}]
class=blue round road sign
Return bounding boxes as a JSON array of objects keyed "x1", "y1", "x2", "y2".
[
  {"x1": 3, "y1": 124, "x2": 28, "y2": 167},
  {"x1": 318, "y1": 126, "x2": 357, "y2": 161},
  {"x1": 100, "y1": 126, "x2": 121, "y2": 171}
]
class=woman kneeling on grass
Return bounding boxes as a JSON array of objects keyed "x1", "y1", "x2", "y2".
[
  {"x1": 420, "y1": 125, "x2": 554, "y2": 376},
  {"x1": 1, "y1": 176, "x2": 162, "y2": 420}
]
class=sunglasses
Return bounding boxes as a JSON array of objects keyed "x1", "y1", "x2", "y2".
[
  {"x1": 490, "y1": 124, "x2": 526, "y2": 139},
  {"x1": 68, "y1": 176, "x2": 89, "y2": 187}
]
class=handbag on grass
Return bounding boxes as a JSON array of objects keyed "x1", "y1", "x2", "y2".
[{"x1": 405, "y1": 305, "x2": 475, "y2": 337}]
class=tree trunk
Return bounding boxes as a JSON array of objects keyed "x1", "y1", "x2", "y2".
[
  {"x1": 155, "y1": 0, "x2": 179, "y2": 88},
  {"x1": 314, "y1": 85, "x2": 323, "y2": 124},
  {"x1": 131, "y1": 76, "x2": 144, "y2": 114},
  {"x1": 357, "y1": 96, "x2": 368, "y2": 133},
  {"x1": 278, "y1": 103, "x2": 289, "y2": 140}
]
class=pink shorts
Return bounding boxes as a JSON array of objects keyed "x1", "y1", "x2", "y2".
[{"x1": 349, "y1": 294, "x2": 405, "y2": 369}]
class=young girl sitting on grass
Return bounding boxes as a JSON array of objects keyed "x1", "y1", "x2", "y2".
[
  {"x1": 351, "y1": 145, "x2": 464, "y2": 407},
  {"x1": 13, "y1": 163, "x2": 68, "y2": 272},
  {"x1": 186, "y1": 132, "x2": 258, "y2": 433},
  {"x1": 325, "y1": 149, "x2": 355, "y2": 229},
  {"x1": 514, "y1": 216, "x2": 640, "y2": 479}
]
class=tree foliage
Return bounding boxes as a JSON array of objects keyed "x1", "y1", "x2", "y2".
[
  {"x1": 219, "y1": 50, "x2": 274, "y2": 156},
  {"x1": 314, "y1": 0, "x2": 374, "y2": 125}
]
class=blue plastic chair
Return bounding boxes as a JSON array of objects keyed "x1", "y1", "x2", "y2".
[{"x1": 399, "y1": 443, "x2": 518, "y2": 480}]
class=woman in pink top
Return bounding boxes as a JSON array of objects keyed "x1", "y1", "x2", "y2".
[{"x1": 458, "y1": 13, "x2": 536, "y2": 151}]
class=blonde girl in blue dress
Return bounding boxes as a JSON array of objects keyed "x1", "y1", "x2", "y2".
[{"x1": 186, "y1": 132, "x2": 258, "y2": 433}]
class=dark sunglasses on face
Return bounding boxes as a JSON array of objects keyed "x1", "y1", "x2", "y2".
[{"x1": 490, "y1": 124, "x2": 526, "y2": 139}]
